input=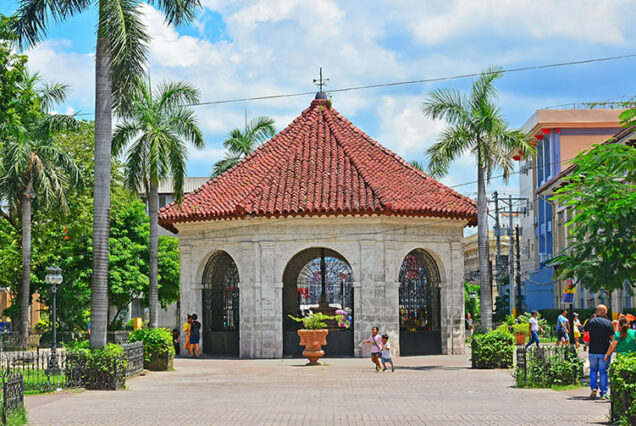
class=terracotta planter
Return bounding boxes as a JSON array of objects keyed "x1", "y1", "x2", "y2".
[
  {"x1": 298, "y1": 329, "x2": 329, "y2": 365},
  {"x1": 515, "y1": 333, "x2": 527, "y2": 345}
]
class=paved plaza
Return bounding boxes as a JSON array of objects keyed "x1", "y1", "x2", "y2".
[{"x1": 25, "y1": 354, "x2": 609, "y2": 425}]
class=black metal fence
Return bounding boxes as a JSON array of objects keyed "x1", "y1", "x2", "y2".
[
  {"x1": 515, "y1": 345, "x2": 584, "y2": 387},
  {"x1": 2, "y1": 373, "x2": 24, "y2": 425},
  {"x1": 121, "y1": 342, "x2": 144, "y2": 377}
]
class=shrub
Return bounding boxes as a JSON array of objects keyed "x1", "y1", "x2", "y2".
[
  {"x1": 471, "y1": 330, "x2": 514, "y2": 369},
  {"x1": 129, "y1": 328, "x2": 175, "y2": 363},
  {"x1": 66, "y1": 343, "x2": 128, "y2": 390},
  {"x1": 512, "y1": 324, "x2": 529, "y2": 335},
  {"x1": 288, "y1": 313, "x2": 341, "y2": 330},
  {"x1": 609, "y1": 353, "x2": 636, "y2": 424},
  {"x1": 515, "y1": 346, "x2": 584, "y2": 388}
]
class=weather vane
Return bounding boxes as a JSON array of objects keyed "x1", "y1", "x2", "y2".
[{"x1": 313, "y1": 67, "x2": 329, "y2": 93}]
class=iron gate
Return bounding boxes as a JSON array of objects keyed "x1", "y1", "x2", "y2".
[{"x1": 399, "y1": 250, "x2": 442, "y2": 355}]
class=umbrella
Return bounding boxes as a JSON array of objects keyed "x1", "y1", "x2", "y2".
[{"x1": 335, "y1": 309, "x2": 347, "y2": 315}]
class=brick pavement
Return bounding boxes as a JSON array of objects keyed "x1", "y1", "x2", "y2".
[{"x1": 25, "y1": 354, "x2": 609, "y2": 425}]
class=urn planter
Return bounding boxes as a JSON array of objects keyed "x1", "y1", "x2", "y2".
[
  {"x1": 298, "y1": 329, "x2": 329, "y2": 365},
  {"x1": 515, "y1": 333, "x2": 527, "y2": 345}
]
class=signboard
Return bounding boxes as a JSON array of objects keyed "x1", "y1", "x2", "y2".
[{"x1": 562, "y1": 279, "x2": 576, "y2": 304}]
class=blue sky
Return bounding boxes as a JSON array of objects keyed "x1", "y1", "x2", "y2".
[{"x1": 2, "y1": 0, "x2": 635, "y2": 199}]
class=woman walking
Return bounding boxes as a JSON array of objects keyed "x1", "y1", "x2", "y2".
[
  {"x1": 362, "y1": 326, "x2": 383, "y2": 371},
  {"x1": 573, "y1": 313, "x2": 582, "y2": 349},
  {"x1": 605, "y1": 317, "x2": 636, "y2": 361}
]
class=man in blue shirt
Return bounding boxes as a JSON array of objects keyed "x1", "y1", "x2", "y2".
[{"x1": 556, "y1": 309, "x2": 570, "y2": 346}]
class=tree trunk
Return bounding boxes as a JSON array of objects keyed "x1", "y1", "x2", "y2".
[
  {"x1": 477, "y1": 163, "x2": 492, "y2": 332},
  {"x1": 90, "y1": 36, "x2": 113, "y2": 349},
  {"x1": 148, "y1": 180, "x2": 159, "y2": 328},
  {"x1": 18, "y1": 179, "x2": 34, "y2": 337}
]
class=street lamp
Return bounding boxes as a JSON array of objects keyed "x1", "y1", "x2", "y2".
[
  {"x1": 469, "y1": 291, "x2": 477, "y2": 319},
  {"x1": 45, "y1": 265, "x2": 63, "y2": 375}
]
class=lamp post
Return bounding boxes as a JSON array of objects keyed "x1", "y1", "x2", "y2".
[{"x1": 45, "y1": 265, "x2": 62, "y2": 375}]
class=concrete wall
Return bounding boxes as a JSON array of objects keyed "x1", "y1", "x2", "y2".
[{"x1": 176, "y1": 215, "x2": 467, "y2": 358}]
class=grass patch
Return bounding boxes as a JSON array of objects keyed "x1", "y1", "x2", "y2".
[
  {"x1": 551, "y1": 383, "x2": 586, "y2": 391},
  {"x1": 2, "y1": 407, "x2": 27, "y2": 426}
]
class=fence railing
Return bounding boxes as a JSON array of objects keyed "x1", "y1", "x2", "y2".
[
  {"x1": 515, "y1": 345, "x2": 583, "y2": 387},
  {"x1": 1, "y1": 373, "x2": 24, "y2": 426},
  {"x1": 121, "y1": 341, "x2": 144, "y2": 377}
]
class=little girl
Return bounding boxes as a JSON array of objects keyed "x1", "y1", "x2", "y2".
[{"x1": 381, "y1": 334, "x2": 394, "y2": 372}]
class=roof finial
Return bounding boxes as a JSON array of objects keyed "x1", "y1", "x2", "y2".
[{"x1": 313, "y1": 67, "x2": 329, "y2": 99}]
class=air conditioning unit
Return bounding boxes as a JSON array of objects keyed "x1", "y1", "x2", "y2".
[{"x1": 520, "y1": 162, "x2": 532, "y2": 175}]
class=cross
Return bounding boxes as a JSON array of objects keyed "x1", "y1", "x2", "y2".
[{"x1": 313, "y1": 67, "x2": 329, "y2": 92}]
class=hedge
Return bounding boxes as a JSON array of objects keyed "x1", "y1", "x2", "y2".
[
  {"x1": 471, "y1": 330, "x2": 514, "y2": 369},
  {"x1": 609, "y1": 353, "x2": 636, "y2": 424}
]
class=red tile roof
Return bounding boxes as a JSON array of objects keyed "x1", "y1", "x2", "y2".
[{"x1": 159, "y1": 98, "x2": 477, "y2": 232}]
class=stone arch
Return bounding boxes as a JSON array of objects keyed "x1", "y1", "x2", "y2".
[
  {"x1": 398, "y1": 248, "x2": 443, "y2": 355},
  {"x1": 200, "y1": 250, "x2": 240, "y2": 356},
  {"x1": 282, "y1": 247, "x2": 355, "y2": 357},
  {"x1": 195, "y1": 246, "x2": 245, "y2": 290},
  {"x1": 393, "y1": 245, "x2": 447, "y2": 287}
]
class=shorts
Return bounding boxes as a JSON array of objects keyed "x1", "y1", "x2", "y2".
[
  {"x1": 371, "y1": 352, "x2": 381, "y2": 358},
  {"x1": 556, "y1": 329, "x2": 569, "y2": 341},
  {"x1": 189, "y1": 336, "x2": 200, "y2": 345},
  {"x1": 381, "y1": 357, "x2": 392, "y2": 363}
]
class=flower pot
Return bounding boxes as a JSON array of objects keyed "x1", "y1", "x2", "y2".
[
  {"x1": 297, "y1": 329, "x2": 329, "y2": 365},
  {"x1": 145, "y1": 352, "x2": 174, "y2": 371},
  {"x1": 515, "y1": 333, "x2": 527, "y2": 345}
]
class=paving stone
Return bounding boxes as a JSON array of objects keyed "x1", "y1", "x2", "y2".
[{"x1": 25, "y1": 354, "x2": 608, "y2": 425}]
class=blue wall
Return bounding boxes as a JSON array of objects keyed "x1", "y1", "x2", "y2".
[{"x1": 525, "y1": 267, "x2": 555, "y2": 310}]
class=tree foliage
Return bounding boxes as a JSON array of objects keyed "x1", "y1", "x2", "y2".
[{"x1": 553, "y1": 142, "x2": 636, "y2": 294}]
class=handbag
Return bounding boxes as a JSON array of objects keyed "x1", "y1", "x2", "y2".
[{"x1": 582, "y1": 331, "x2": 590, "y2": 343}]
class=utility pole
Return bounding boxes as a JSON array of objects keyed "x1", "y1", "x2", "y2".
[
  {"x1": 508, "y1": 195, "x2": 514, "y2": 316},
  {"x1": 493, "y1": 192, "x2": 501, "y2": 295},
  {"x1": 515, "y1": 225, "x2": 522, "y2": 315}
]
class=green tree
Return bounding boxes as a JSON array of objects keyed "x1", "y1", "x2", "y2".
[
  {"x1": 553, "y1": 142, "x2": 636, "y2": 295},
  {"x1": 620, "y1": 106, "x2": 636, "y2": 129},
  {"x1": 112, "y1": 78, "x2": 203, "y2": 328},
  {"x1": 211, "y1": 116, "x2": 276, "y2": 176},
  {"x1": 409, "y1": 160, "x2": 425, "y2": 172},
  {"x1": 15, "y1": 0, "x2": 201, "y2": 348},
  {"x1": 464, "y1": 282, "x2": 480, "y2": 322},
  {"x1": 0, "y1": 72, "x2": 81, "y2": 336},
  {"x1": 423, "y1": 66, "x2": 534, "y2": 331}
]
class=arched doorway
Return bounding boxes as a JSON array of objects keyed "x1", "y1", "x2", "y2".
[
  {"x1": 399, "y1": 249, "x2": 442, "y2": 355},
  {"x1": 283, "y1": 248, "x2": 354, "y2": 357},
  {"x1": 201, "y1": 251, "x2": 240, "y2": 356}
]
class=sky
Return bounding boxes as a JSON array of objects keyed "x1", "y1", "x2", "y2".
[{"x1": 2, "y1": 0, "x2": 635, "y2": 203}]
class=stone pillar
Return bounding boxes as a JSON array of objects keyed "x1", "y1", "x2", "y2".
[
  {"x1": 385, "y1": 281, "x2": 401, "y2": 356},
  {"x1": 258, "y1": 242, "x2": 279, "y2": 358},
  {"x1": 239, "y1": 242, "x2": 258, "y2": 358},
  {"x1": 447, "y1": 241, "x2": 466, "y2": 354},
  {"x1": 352, "y1": 281, "x2": 363, "y2": 357}
]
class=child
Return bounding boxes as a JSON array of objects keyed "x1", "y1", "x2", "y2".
[{"x1": 380, "y1": 334, "x2": 394, "y2": 372}]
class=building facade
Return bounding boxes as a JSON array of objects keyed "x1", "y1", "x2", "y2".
[
  {"x1": 463, "y1": 230, "x2": 510, "y2": 304},
  {"x1": 517, "y1": 109, "x2": 625, "y2": 311},
  {"x1": 160, "y1": 97, "x2": 477, "y2": 358}
]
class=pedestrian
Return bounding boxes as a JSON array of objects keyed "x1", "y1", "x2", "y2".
[
  {"x1": 556, "y1": 309, "x2": 570, "y2": 346},
  {"x1": 465, "y1": 313, "x2": 474, "y2": 341},
  {"x1": 380, "y1": 334, "x2": 394, "y2": 372},
  {"x1": 189, "y1": 313, "x2": 201, "y2": 358},
  {"x1": 525, "y1": 311, "x2": 544, "y2": 349},
  {"x1": 583, "y1": 313, "x2": 596, "y2": 352},
  {"x1": 573, "y1": 313, "x2": 582, "y2": 349},
  {"x1": 362, "y1": 326, "x2": 383, "y2": 371},
  {"x1": 183, "y1": 314, "x2": 193, "y2": 354},
  {"x1": 172, "y1": 329, "x2": 180, "y2": 357},
  {"x1": 584, "y1": 304, "x2": 614, "y2": 400},
  {"x1": 605, "y1": 317, "x2": 636, "y2": 360}
]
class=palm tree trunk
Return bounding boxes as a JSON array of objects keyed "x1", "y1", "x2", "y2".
[
  {"x1": 148, "y1": 180, "x2": 159, "y2": 328},
  {"x1": 18, "y1": 179, "x2": 34, "y2": 338},
  {"x1": 90, "y1": 36, "x2": 113, "y2": 349},
  {"x1": 477, "y1": 162, "x2": 492, "y2": 332}
]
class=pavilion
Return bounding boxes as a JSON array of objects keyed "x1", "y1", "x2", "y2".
[{"x1": 159, "y1": 93, "x2": 477, "y2": 358}]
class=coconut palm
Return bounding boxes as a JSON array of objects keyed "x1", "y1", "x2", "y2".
[
  {"x1": 409, "y1": 160, "x2": 425, "y2": 172},
  {"x1": 112, "y1": 78, "x2": 204, "y2": 328},
  {"x1": 14, "y1": 0, "x2": 201, "y2": 348},
  {"x1": 0, "y1": 73, "x2": 81, "y2": 337},
  {"x1": 423, "y1": 66, "x2": 534, "y2": 331},
  {"x1": 211, "y1": 116, "x2": 276, "y2": 177}
]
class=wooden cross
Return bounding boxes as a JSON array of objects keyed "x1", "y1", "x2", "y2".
[{"x1": 313, "y1": 67, "x2": 329, "y2": 92}]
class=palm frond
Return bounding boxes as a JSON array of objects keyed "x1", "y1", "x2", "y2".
[
  {"x1": 147, "y1": 0, "x2": 201, "y2": 26},
  {"x1": 157, "y1": 80, "x2": 200, "y2": 112},
  {"x1": 39, "y1": 81, "x2": 71, "y2": 112},
  {"x1": 423, "y1": 88, "x2": 470, "y2": 127},
  {"x1": 469, "y1": 65, "x2": 503, "y2": 112},
  {"x1": 167, "y1": 107, "x2": 205, "y2": 149},
  {"x1": 112, "y1": 121, "x2": 141, "y2": 156},
  {"x1": 211, "y1": 152, "x2": 241, "y2": 177},
  {"x1": 426, "y1": 126, "x2": 472, "y2": 178},
  {"x1": 246, "y1": 116, "x2": 276, "y2": 145},
  {"x1": 14, "y1": 0, "x2": 91, "y2": 47},
  {"x1": 101, "y1": 0, "x2": 150, "y2": 110}
]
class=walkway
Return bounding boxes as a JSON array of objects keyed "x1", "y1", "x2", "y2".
[{"x1": 25, "y1": 354, "x2": 609, "y2": 425}]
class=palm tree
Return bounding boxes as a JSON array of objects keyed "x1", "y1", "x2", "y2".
[
  {"x1": 113, "y1": 78, "x2": 204, "y2": 328},
  {"x1": 0, "y1": 73, "x2": 81, "y2": 337},
  {"x1": 409, "y1": 160, "x2": 425, "y2": 172},
  {"x1": 423, "y1": 66, "x2": 534, "y2": 332},
  {"x1": 14, "y1": 0, "x2": 201, "y2": 348},
  {"x1": 211, "y1": 116, "x2": 276, "y2": 177}
]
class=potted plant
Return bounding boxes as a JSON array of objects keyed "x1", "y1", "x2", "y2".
[
  {"x1": 288, "y1": 313, "x2": 340, "y2": 365},
  {"x1": 512, "y1": 323, "x2": 529, "y2": 345}
]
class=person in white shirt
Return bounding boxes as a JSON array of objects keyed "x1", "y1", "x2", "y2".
[
  {"x1": 525, "y1": 311, "x2": 544, "y2": 349},
  {"x1": 380, "y1": 334, "x2": 394, "y2": 372}
]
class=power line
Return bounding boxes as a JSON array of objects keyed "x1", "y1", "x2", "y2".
[{"x1": 67, "y1": 53, "x2": 636, "y2": 116}]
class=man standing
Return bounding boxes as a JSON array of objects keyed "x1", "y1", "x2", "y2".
[
  {"x1": 525, "y1": 311, "x2": 544, "y2": 348},
  {"x1": 556, "y1": 309, "x2": 570, "y2": 346},
  {"x1": 584, "y1": 304, "x2": 615, "y2": 400},
  {"x1": 465, "y1": 313, "x2": 474, "y2": 341}
]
